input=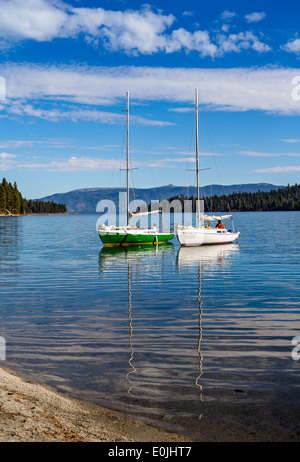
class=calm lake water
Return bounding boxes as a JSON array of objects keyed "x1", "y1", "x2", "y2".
[{"x1": 0, "y1": 211, "x2": 300, "y2": 441}]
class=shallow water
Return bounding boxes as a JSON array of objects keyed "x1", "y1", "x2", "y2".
[{"x1": 0, "y1": 212, "x2": 300, "y2": 440}]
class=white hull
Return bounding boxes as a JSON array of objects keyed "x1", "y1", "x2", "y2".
[{"x1": 176, "y1": 226, "x2": 240, "y2": 247}]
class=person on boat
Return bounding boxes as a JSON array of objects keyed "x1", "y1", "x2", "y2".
[{"x1": 216, "y1": 220, "x2": 225, "y2": 229}]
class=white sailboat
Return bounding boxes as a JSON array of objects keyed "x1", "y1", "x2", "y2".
[
  {"x1": 97, "y1": 91, "x2": 174, "y2": 247},
  {"x1": 176, "y1": 89, "x2": 240, "y2": 247}
]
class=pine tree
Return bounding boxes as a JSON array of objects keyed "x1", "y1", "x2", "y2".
[
  {"x1": 1, "y1": 177, "x2": 67, "y2": 214},
  {"x1": 0, "y1": 183, "x2": 6, "y2": 212}
]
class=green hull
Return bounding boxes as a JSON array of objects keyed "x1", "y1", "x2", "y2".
[{"x1": 99, "y1": 231, "x2": 174, "y2": 247}]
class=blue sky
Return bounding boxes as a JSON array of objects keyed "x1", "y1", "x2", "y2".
[{"x1": 0, "y1": 0, "x2": 300, "y2": 199}]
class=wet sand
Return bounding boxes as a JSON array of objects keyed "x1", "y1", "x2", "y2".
[
  {"x1": 1, "y1": 364, "x2": 299, "y2": 443},
  {"x1": 0, "y1": 365, "x2": 189, "y2": 442}
]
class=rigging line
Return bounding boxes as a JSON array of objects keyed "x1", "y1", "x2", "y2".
[
  {"x1": 119, "y1": 101, "x2": 128, "y2": 200},
  {"x1": 196, "y1": 114, "x2": 211, "y2": 213},
  {"x1": 127, "y1": 101, "x2": 139, "y2": 209},
  {"x1": 109, "y1": 117, "x2": 126, "y2": 190},
  {"x1": 131, "y1": 100, "x2": 160, "y2": 204},
  {"x1": 192, "y1": 95, "x2": 213, "y2": 214},
  {"x1": 186, "y1": 107, "x2": 196, "y2": 200},
  {"x1": 201, "y1": 112, "x2": 232, "y2": 213},
  {"x1": 196, "y1": 94, "x2": 219, "y2": 213},
  {"x1": 35, "y1": 231, "x2": 96, "y2": 249}
]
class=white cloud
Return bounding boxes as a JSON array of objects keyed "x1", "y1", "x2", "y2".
[
  {"x1": 0, "y1": 154, "x2": 129, "y2": 171},
  {"x1": 0, "y1": 152, "x2": 18, "y2": 159},
  {"x1": 282, "y1": 38, "x2": 300, "y2": 54},
  {"x1": 0, "y1": 0, "x2": 67, "y2": 41},
  {"x1": 39, "y1": 156, "x2": 125, "y2": 171},
  {"x1": 0, "y1": 139, "x2": 73, "y2": 148},
  {"x1": 220, "y1": 11, "x2": 237, "y2": 21},
  {"x1": 245, "y1": 12, "x2": 266, "y2": 23},
  {"x1": 70, "y1": 5, "x2": 175, "y2": 55},
  {"x1": 165, "y1": 29, "x2": 218, "y2": 57},
  {"x1": 217, "y1": 31, "x2": 271, "y2": 54},
  {"x1": 3, "y1": 91, "x2": 172, "y2": 126},
  {"x1": 253, "y1": 166, "x2": 300, "y2": 173},
  {"x1": 0, "y1": 0, "x2": 176, "y2": 54},
  {"x1": 0, "y1": 151, "x2": 19, "y2": 170},
  {"x1": 182, "y1": 11, "x2": 194, "y2": 17},
  {"x1": 0, "y1": 0, "x2": 271, "y2": 58},
  {"x1": 240, "y1": 151, "x2": 300, "y2": 157},
  {"x1": 1, "y1": 64, "x2": 300, "y2": 117},
  {"x1": 282, "y1": 139, "x2": 300, "y2": 143}
]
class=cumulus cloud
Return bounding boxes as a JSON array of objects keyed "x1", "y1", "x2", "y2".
[
  {"x1": 164, "y1": 29, "x2": 218, "y2": 57},
  {"x1": 282, "y1": 38, "x2": 300, "y2": 54},
  {"x1": 0, "y1": 0, "x2": 67, "y2": 41},
  {"x1": 0, "y1": 0, "x2": 271, "y2": 58},
  {"x1": 217, "y1": 31, "x2": 271, "y2": 54},
  {"x1": 0, "y1": 0, "x2": 175, "y2": 54},
  {"x1": 245, "y1": 12, "x2": 266, "y2": 23}
]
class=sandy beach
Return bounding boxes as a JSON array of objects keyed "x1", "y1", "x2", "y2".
[{"x1": 0, "y1": 365, "x2": 190, "y2": 443}]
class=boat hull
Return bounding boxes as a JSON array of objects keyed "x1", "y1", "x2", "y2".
[
  {"x1": 98, "y1": 226, "x2": 174, "y2": 247},
  {"x1": 176, "y1": 226, "x2": 240, "y2": 247}
]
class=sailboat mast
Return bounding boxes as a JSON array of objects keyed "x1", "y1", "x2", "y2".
[
  {"x1": 126, "y1": 91, "x2": 130, "y2": 226},
  {"x1": 195, "y1": 88, "x2": 200, "y2": 228}
]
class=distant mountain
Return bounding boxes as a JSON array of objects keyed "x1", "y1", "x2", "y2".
[{"x1": 39, "y1": 183, "x2": 282, "y2": 213}]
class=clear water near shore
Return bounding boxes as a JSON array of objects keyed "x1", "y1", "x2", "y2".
[{"x1": 0, "y1": 212, "x2": 300, "y2": 440}]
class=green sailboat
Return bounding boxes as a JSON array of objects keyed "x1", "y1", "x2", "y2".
[{"x1": 97, "y1": 91, "x2": 174, "y2": 247}]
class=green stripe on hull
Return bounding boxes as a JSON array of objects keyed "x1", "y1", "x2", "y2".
[
  {"x1": 99, "y1": 232, "x2": 174, "y2": 247},
  {"x1": 99, "y1": 233, "x2": 125, "y2": 246}
]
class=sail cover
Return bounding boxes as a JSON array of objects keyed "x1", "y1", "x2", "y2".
[
  {"x1": 200, "y1": 214, "x2": 232, "y2": 221},
  {"x1": 129, "y1": 210, "x2": 160, "y2": 218}
]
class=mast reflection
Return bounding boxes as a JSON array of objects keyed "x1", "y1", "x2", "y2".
[
  {"x1": 126, "y1": 257, "x2": 136, "y2": 396},
  {"x1": 176, "y1": 243, "x2": 239, "y2": 415},
  {"x1": 98, "y1": 243, "x2": 175, "y2": 397}
]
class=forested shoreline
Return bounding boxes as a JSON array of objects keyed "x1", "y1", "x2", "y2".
[
  {"x1": 167, "y1": 184, "x2": 300, "y2": 212},
  {"x1": 0, "y1": 178, "x2": 67, "y2": 215}
]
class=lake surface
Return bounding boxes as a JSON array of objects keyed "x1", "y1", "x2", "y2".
[{"x1": 0, "y1": 212, "x2": 300, "y2": 441}]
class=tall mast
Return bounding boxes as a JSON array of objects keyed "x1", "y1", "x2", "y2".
[
  {"x1": 126, "y1": 91, "x2": 130, "y2": 226},
  {"x1": 195, "y1": 88, "x2": 200, "y2": 228}
]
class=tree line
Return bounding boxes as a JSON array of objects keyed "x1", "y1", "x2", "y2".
[
  {"x1": 0, "y1": 178, "x2": 67, "y2": 215},
  {"x1": 167, "y1": 184, "x2": 300, "y2": 212}
]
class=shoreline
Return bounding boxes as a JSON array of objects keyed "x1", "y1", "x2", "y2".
[
  {"x1": 1, "y1": 364, "x2": 299, "y2": 442},
  {"x1": 0, "y1": 213, "x2": 69, "y2": 217},
  {"x1": 0, "y1": 365, "x2": 190, "y2": 443}
]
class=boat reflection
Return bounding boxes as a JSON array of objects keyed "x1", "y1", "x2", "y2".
[
  {"x1": 98, "y1": 242, "x2": 175, "y2": 271},
  {"x1": 177, "y1": 243, "x2": 240, "y2": 268},
  {"x1": 98, "y1": 242, "x2": 239, "y2": 412}
]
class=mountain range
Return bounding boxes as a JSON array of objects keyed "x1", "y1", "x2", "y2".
[{"x1": 40, "y1": 183, "x2": 282, "y2": 213}]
